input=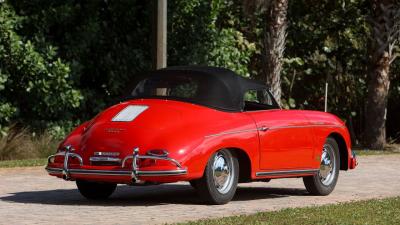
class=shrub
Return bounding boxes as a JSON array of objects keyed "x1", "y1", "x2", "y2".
[
  {"x1": 0, "y1": 3, "x2": 82, "y2": 135},
  {"x1": 0, "y1": 126, "x2": 58, "y2": 160}
]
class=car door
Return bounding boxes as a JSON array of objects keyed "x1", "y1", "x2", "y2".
[{"x1": 243, "y1": 89, "x2": 315, "y2": 171}]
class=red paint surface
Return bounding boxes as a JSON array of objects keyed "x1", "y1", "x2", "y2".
[{"x1": 47, "y1": 99, "x2": 356, "y2": 183}]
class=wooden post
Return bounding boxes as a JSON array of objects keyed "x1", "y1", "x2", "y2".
[
  {"x1": 153, "y1": 0, "x2": 167, "y2": 69},
  {"x1": 324, "y1": 82, "x2": 328, "y2": 112}
]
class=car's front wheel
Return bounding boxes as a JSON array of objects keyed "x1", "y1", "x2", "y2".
[
  {"x1": 303, "y1": 137, "x2": 340, "y2": 195},
  {"x1": 193, "y1": 149, "x2": 239, "y2": 204},
  {"x1": 76, "y1": 180, "x2": 117, "y2": 200}
]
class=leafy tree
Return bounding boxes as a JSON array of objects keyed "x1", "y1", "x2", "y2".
[
  {"x1": 0, "y1": 3, "x2": 81, "y2": 134},
  {"x1": 1, "y1": 0, "x2": 400, "y2": 147},
  {"x1": 280, "y1": 0, "x2": 371, "y2": 144},
  {"x1": 169, "y1": 0, "x2": 256, "y2": 76}
]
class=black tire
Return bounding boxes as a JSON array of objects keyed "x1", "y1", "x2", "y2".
[
  {"x1": 303, "y1": 137, "x2": 340, "y2": 195},
  {"x1": 193, "y1": 149, "x2": 239, "y2": 205},
  {"x1": 76, "y1": 180, "x2": 117, "y2": 200}
]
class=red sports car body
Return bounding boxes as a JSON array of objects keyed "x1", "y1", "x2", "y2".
[{"x1": 46, "y1": 66, "x2": 357, "y2": 204}]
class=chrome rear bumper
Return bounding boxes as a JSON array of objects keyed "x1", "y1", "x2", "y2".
[
  {"x1": 45, "y1": 167, "x2": 187, "y2": 177},
  {"x1": 46, "y1": 146, "x2": 187, "y2": 182}
]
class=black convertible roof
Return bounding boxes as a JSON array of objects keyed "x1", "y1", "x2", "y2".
[{"x1": 130, "y1": 66, "x2": 268, "y2": 111}]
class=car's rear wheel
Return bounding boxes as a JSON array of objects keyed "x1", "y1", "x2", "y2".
[
  {"x1": 76, "y1": 180, "x2": 117, "y2": 200},
  {"x1": 303, "y1": 137, "x2": 340, "y2": 195},
  {"x1": 193, "y1": 149, "x2": 239, "y2": 204}
]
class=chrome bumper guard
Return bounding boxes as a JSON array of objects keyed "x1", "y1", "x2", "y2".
[{"x1": 46, "y1": 147, "x2": 187, "y2": 182}]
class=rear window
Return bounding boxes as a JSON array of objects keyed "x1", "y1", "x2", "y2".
[{"x1": 131, "y1": 75, "x2": 201, "y2": 99}]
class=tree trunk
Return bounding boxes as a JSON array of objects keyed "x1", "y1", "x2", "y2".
[
  {"x1": 364, "y1": 0, "x2": 397, "y2": 149},
  {"x1": 364, "y1": 53, "x2": 390, "y2": 149},
  {"x1": 262, "y1": 0, "x2": 288, "y2": 106},
  {"x1": 241, "y1": 0, "x2": 288, "y2": 105}
]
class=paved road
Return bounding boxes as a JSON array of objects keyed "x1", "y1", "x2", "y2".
[{"x1": 0, "y1": 155, "x2": 399, "y2": 225}]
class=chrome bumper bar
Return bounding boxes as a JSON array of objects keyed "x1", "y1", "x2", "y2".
[
  {"x1": 46, "y1": 145, "x2": 84, "y2": 180},
  {"x1": 46, "y1": 167, "x2": 187, "y2": 177},
  {"x1": 46, "y1": 147, "x2": 187, "y2": 181},
  {"x1": 121, "y1": 147, "x2": 185, "y2": 180}
]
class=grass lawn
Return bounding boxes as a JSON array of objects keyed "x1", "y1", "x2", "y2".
[
  {"x1": 353, "y1": 143, "x2": 400, "y2": 156},
  {"x1": 178, "y1": 197, "x2": 400, "y2": 225},
  {"x1": 0, "y1": 158, "x2": 47, "y2": 168},
  {"x1": 354, "y1": 149, "x2": 400, "y2": 156}
]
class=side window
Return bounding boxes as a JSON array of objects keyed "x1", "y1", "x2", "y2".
[{"x1": 243, "y1": 89, "x2": 278, "y2": 111}]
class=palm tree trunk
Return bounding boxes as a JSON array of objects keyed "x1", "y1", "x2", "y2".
[
  {"x1": 365, "y1": 53, "x2": 390, "y2": 149},
  {"x1": 242, "y1": 0, "x2": 288, "y2": 106},
  {"x1": 262, "y1": 0, "x2": 288, "y2": 106},
  {"x1": 364, "y1": 0, "x2": 398, "y2": 149}
]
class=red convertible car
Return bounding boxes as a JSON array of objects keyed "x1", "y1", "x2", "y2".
[{"x1": 46, "y1": 66, "x2": 357, "y2": 204}]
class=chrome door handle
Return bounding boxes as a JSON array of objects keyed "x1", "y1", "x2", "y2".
[{"x1": 258, "y1": 126, "x2": 269, "y2": 132}]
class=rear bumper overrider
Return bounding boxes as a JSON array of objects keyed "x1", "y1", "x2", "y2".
[{"x1": 45, "y1": 147, "x2": 187, "y2": 183}]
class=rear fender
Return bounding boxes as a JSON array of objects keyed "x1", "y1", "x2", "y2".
[{"x1": 182, "y1": 131, "x2": 259, "y2": 180}]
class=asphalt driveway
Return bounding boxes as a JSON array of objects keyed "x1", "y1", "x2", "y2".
[{"x1": 0, "y1": 155, "x2": 399, "y2": 225}]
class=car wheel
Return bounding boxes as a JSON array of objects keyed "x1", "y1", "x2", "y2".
[
  {"x1": 303, "y1": 137, "x2": 340, "y2": 195},
  {"x1": 194, "y1": 149, "x2": 239, "y2": 204},
  {"x1": 76, "y1": 180, "x2": 117, "y2": 200}
]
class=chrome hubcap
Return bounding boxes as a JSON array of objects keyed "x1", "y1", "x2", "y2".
[
  {"x1": 319, "y1": 144, "x2": 336, "y2": 186},
  {"x1": 212, "y1": 152, "x2": 234, "y2": 194}
]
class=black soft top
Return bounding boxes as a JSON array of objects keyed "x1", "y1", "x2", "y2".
[{"x1": 129, "y1": 66, "x2": 268, "y2": 111}]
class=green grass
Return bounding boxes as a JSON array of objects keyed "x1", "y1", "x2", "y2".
[
  {"x1": 0, "y1": 158, "x2": 47, "y2": 168},
  {"x1": 354, "y1": 149, "x2": 400, "y2": 156},
  {"x1": 177, "y1": 197, "x2": 400, "y2": 225},
  {"x1": 354, "y1": 144, "x2": 400, "y2": 156}
]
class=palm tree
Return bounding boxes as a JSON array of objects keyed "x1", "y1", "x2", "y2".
[
  {"x1": 364, "y1": 0, "x2": 400, "y2": 149},
  {"x1": 243, "y1": 0, "x2": 288, "y2": 106}
]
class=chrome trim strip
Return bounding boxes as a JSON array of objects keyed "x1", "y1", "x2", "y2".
[
  {"x1": 89, "y1": 157, "x2": 121, "y2": 163},
  {"x1": 68, "y1": 169, "x2": 130, "y2": 176},
  {"x1": 268, "y1": 124, "x2": 343, "y2": 130},
  {"x1": 46, "y1": 167, "x2": 63, "y2": 174},
  {"x1": 45, "y1": 167, "x2": 187, "y2": 177},
  {"x1": 136, "y1": 170, "x2": 187, "y2": 176},
  {"x1": 205, "y1": 129, "x2": 258, "y2": 138},
  {"x1": 205, "y1": 124, "x2": 343, "y2": 138},
  {"x1": 255, "y1": 169, "x2": 319, "y2": 177}
]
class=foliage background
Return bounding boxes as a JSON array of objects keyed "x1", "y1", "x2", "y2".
[{"x1": 0, "y1": 0, "x2": 399, "y2": 145}]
